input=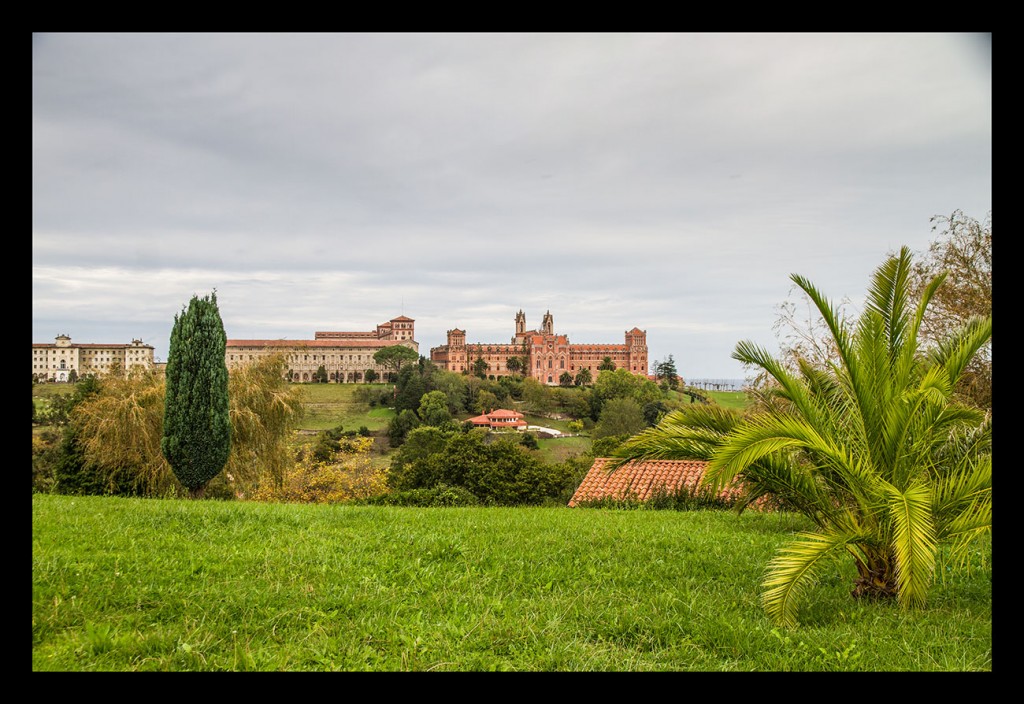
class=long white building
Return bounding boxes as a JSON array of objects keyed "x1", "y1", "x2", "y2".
[
  {"x1": 226, "y1": 315, "x2": 418, "y2": 383},
  {"x1": 32, "y1": 334, "x2": 155, "y2": 382}
]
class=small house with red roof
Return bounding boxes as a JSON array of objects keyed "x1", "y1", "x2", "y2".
[{"x1": 466, "y1": 409, "x2": 528, "y2": 430}]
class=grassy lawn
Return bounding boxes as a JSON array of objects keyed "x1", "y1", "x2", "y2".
[
  {"x1": 705, "y1": 390, "x2": 749, "y2": 410},
  {"x1": 522, "y1": 415, "x2": 574, "y2": 433},
  {"x1": 535, "y1": 435, "x2": 592, "y2": 464},
  {"x1": 668, "y1": 388, "x2": 749, "y2": 411},
  {"x1": 293, "y1": 383, "x2": 396, "y2": 432},
  {"x1": 32, "y1": 494, "x2": 992, "y2": 672}
]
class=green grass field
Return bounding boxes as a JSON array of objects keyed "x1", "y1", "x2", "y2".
[
  {"x1": 32, "y1": 493, "x2": 992, "y2": 672},
  {"x1": 535, "y1": 435, "x2": 592, "y2": 464},
  {"x1": 293, "y1": 383, "x2": 396, "y2": 432}
]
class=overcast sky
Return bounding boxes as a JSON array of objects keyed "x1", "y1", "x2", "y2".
[{"x1": 32, "y1": 33, "x2": 991, "y2": 380}]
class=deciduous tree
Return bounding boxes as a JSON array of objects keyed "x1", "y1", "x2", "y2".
[
  {"x1": 909, "y1": 210, "x2": 991, "y2": 409},
  {"x1": 418, "y1": 390, "x2": 453, "y2": 426},
  {"x1": 373, "y1": 345, "x2": 419, "y2": 377},
  {"x1": 593, "y1": 397, "x2": 646, "y2": 439}
]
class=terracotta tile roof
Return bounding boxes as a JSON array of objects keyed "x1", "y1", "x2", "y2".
[
  {"x1": 568, "y1": 457, "x2": 754, "y2": 508},
  {"x1": 32, "y1": 342, "x2": 153, "y2": 350},
  {"x1": 467, "y1": 409, "x2": 528, "y2": 428},
  {"x1": 391, "y1": 315, "x2": 414, "y2": 322},
  {"x1": 226, "y1": 339, "x2": 408, "y2": 349}
]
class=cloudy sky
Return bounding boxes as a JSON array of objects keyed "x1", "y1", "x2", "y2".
[{"x1": 32, "y1": 33, "x2": 991, "y2": 380}]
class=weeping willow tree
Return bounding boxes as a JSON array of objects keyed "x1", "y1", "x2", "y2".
[
  {"x1": 222, "y1": 353, "x2": 305, "y2": 496},
  {"x1": 69, "y1": 368, "x2": 176, "y2": 496},
  {"x1": 70, "y1": 355, "x2": 303, "y2": 498},
  {"x1": 612, "y1": 247, "x2": 992, "y2": 627}
]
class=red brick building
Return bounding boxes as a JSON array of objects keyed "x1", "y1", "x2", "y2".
[{"x1": 430, "y1": 310, "x2": 648, "y2": 385}]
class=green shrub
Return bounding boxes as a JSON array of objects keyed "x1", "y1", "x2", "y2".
[
  {"x1": 574, "y1": 485, "x2": 735, "y2": 512},
  {"x1": 359, "y1": 484, "x2": 481, "y2": 507}
]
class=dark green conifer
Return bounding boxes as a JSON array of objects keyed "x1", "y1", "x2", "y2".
[{"x1": 161, "y1": 292, "x2": 231, "y2": 498}]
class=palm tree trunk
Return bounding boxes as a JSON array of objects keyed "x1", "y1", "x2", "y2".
[{"x1": 851, "y1": 553, "x2": 898, "y2": 601}]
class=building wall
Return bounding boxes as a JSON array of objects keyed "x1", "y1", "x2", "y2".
[
  {"x1": 430, "y1": 311, "x2": 648, "y2": 385},
  {"x1": 228, "y1": 316, "x2": 418, "y2": 383},
  {"x1": 32, "y1": 335, "x2": 155, "y2": 382}
]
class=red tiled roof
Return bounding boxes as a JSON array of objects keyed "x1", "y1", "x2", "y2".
[
  {"x1": 391, "y1": 315, "x2": 414, "y2": 322},
  {"x1": 467, "y1": 409, "x2": 527, "y2": 428},
  {"x1": 568, "y1": 458, "x2": 753, "y2": 508},
  {"x1": 32, "y1": 342, "x2": 153, "y2": 350},
  {"x1": 226, "y1": 339, "x2": 410, "y2": 349}
]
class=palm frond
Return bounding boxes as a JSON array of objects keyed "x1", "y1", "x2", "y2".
[
  {"x1": 885, "y1": 480, "x2": 938, "y2": 608},
  {"x1": 863, "y1": 247, "x2": 914, "y2": 361},
  {"x1": 927, "y1": 315, "x2": 993, "y2": 388},
  {"x1": 789, "y1": 273, "x2": 855, "y2": 373},
  {"x1": 762, "y1": 530, "x2": 860, "y2": 628},
  {"x1": 736, "y1": 453, "x2": 842, "y2": 528},
  {"x1": 733, "y1": 340, "x2": 822, "y2": 425},
  {"x1": 932, "y1": 452, "x2": 991, "y2": 540},
  {"x1": 894, "y1": 269, "x2": 947, "y2": 384},
  {"x1": 606, "y1": 405, "x2": 742, "y2": 471},
  {"x1": 709, "y1": 415, "x2": 858, "y2": 494}
]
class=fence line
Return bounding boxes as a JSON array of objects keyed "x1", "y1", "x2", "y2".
[{"x1": 685, "y1": 378, "x2": 747, "y2": 391}]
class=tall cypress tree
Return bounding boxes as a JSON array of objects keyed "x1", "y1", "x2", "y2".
[{"x1": 161, "y1": 292, "x2": 231, "y2": 498}]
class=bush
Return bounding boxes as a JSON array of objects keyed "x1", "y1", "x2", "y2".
[
  {"x1": 249, "y1": 436, "x2": 386, "y2": 504},
  {"x1": 573, "y1": 485, "x2": 734, "y2": 511},
  {"x1": 358, "y1": 484, "x2": 481, "y2": 507},
  {"x1": 32, "y1": 430, "x2": 61, "y2": 494},
  {"x1": 390, "y1": 430, "x2": 577, "y2": 506}
]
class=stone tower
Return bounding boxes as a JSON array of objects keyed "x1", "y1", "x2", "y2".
[
  {"x1": 541, "y1": 310, "x2": 553, "y2": 335},
  {"x1": 515, "y1": 309, "x2": 526, "y2": 337},
  {"x1": 447, "y1": 328, "x2": 466, "y2": 349}
]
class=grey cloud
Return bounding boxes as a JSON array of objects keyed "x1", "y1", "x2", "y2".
[{"x1": 33, "y1": 33, "x2": 990, "y2": 378}]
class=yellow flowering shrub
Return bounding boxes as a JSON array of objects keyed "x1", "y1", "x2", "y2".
[{"x1": 250, "y1": 435, "x2": 388, "y2": 504}]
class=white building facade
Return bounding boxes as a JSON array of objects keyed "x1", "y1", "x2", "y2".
[{"x1": 32, "y1": 334, "x2": 155, "y2": 382}]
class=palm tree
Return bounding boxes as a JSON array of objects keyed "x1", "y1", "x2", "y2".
[{"x1": 611, "y1": 247, "x2": 991, "y2": 627}]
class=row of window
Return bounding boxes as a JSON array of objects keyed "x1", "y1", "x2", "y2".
[{"x1": 228, "y1": 354, "x2": 371, "y2": 363}]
